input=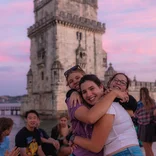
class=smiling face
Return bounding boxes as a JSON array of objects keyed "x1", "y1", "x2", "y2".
[
  {"x1": 26, "y1": 113, "x2": 39, "y2": 129},
  {"x1": 67, "y1": 71, "x2": 84, "y2": 91},
  {"x1": 109, "y1": 74, "x2": 128, "y2": 92},
  {"x1": 80, "y1": 80, "x2": 104, "y2": 106}
]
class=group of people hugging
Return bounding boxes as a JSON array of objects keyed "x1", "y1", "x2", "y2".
[{"x1": 0, "y1": 65, "x2": 156, "y2": 156}]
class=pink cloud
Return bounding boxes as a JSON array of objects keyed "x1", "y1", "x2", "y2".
[
  {"x1": 0, "y1": 41, "x2": 30, "y2": 63},
  {"x1": 103, "y1": 34, "x2": 156, "y2": 55},
  {"x1": 0, "y1": 56, "x2": 10, "y2": 62},
  {"x1": 98, "y1": 0, "x2": 156, "y2": 31},
  {"x1": 0, "y1": 41, "x2": 30, "y2": 53}
]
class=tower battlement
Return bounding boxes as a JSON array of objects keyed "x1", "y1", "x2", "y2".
[
  {"x1": 34, "y1": 0, "x2": 98, "y2": 12},
  {"x1": 34, "y1": 0, "x2": 52, "y2": 12},
  {"x1": 28, "y1": 11, "x2": 105, "y2": 37}
]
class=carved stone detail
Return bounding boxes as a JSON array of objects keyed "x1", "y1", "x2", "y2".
[
  {"x1": 76, "y1": 45, "x2": 87, "y2": 68},
  {"x1": 71, "y1": 0, "x2": 98, "y2": 8},
  {"x1": 28, "y1": 11, "x2": 105, "y2": 37}
]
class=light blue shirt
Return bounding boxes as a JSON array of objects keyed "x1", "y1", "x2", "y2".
[{"x1": 0, "y1": 136, "x2": 9, "y2": 156}]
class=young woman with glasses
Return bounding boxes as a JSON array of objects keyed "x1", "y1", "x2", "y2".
[{"x1": 71, "y1": 74, "x2": 143, "y2": 156}]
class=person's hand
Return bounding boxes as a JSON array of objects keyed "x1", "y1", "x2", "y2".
[
  {"x1": 63, "y1": 138, "x2": 69, "y2": 145},
  {"x1": 69, "y1": 143, "x2": 77, "y2": 154},
  {"x1": 52, "y1": 140, "x2": 60, "y2": 150},
  {"x1": 5, "y1": 147, "x2": 20, "y2": 156},
  {"x1": 69, "y1": 91, "x2": 82, "y2": 107},
  {"x1": 112, "y1": 89, "x2": 129, "y2": 103}
]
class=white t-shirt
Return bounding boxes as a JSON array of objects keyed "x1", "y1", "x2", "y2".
[{"x1": 104, "y1": 102, "x2": 138, "y2": 156}]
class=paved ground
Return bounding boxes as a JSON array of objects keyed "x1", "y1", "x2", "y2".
[{"x1": 141, "y1": 142, "x2": 156, "y2": 155}]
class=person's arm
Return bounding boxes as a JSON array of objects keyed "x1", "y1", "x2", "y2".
[
  {"x1": 74, "y1": 90, "x2": 126, "y2": 124},
  {"x1": 37, "y1": 146, "x2": 45, "y2": 156},
  {"x1": 74, "y1": 114, "x2": 114, "y2": 152},
  {"x1": 19, "y1": 148, "x2": 28, "y2": 156},
  {"x1": 127, "y1": 110, "x2": 134, "y2": 117},
  {"x1": 41, "y1": 137, "x2": 53, "y2": 144},
  {"x1": 66, "y1": 89, "x2": 77, "y2": 98},
  {"x1": 119, "y1": 95, "x2": 137, "y2": 117},
  {"x1": 41, "y1": 137, "x2": 60, "y2": 150}
]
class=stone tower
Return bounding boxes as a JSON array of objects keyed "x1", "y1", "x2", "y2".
[{"x1": 22, "y1": 0, "x2": 107, "y2": 118}]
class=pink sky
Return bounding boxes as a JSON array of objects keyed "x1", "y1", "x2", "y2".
[{"x1": 0, "y1": 0, "x2": 156, "y2": 95}]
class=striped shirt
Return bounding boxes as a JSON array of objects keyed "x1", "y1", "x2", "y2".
[{"x1": 135, "y1": 105, "x2": 156, "y2": 125}]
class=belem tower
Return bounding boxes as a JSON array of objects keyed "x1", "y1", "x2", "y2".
[
  {"x1": 21, "y1": 0, "x2": 156, "y2": 118},
  {"x1": 21, "y1": 0, "x2": 107, "y2": 118}
]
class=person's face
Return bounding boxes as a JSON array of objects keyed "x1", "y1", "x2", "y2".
[
  {"x1": 109, "y1": 74, "x2": 128, "y2": 91},
  {"x1": 67, "y1": 72, "x2": 83, "y2": 91},
  {"x1": 81, "y1": 80, "x2": 103, "y2": 106},
  {"x1": 59, "y1": 117, "x2": 68, "y2": 127},
  {"x1": 3, "y1": 126, "x2": 13, "y2": 137},
  {"x1": 26, "y1": 113, "x2": 39, "y2": 129}
]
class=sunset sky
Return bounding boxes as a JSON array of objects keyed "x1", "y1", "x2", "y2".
[{"x1": 0, "y1": 0, "x2": 156, "y2": 95}]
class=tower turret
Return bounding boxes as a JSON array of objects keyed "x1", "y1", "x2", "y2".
[{"x1": 27, "y1": 68, "x2": 33, "y2": 94}]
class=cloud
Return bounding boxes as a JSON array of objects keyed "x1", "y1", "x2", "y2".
[
  {"x1": 0, "y1": 41, "x2": 30, "y2": 62},
  {"x1": 98, "y1": 0, "x2": 156, "y2": 83}
]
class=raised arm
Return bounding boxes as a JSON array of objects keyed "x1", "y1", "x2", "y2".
[
  {"x1": 73, "y1": 114, "x2": 114, "y2": 152},
  {"x1": 74, "y1": 90, "x2": 126, "y2": 124}
]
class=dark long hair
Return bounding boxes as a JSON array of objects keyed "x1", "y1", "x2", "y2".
[
  {"x1": 0, "y1": 117, "x2": 13, "y2": 142},
  {"x1": 79, "y1": 74, "x2": 105, "y2": 108},
  {"x1": 139, "y1": 87, "x2": 155, "y2": 109},
  {"x1": 107, "y1": 73, "x2": 130, "y2": 89}
]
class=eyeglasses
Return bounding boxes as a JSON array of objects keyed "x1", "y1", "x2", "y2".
[
  {"x1": 113, "y1": 78, "x2": 127, "y2": 86},
  {"x1": 64, "y1": 65, "x2": 84, "y2": 78}
]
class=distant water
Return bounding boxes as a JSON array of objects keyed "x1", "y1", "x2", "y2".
[{"x1": 1, "y1": 115, "x2": 57, "y2": 149}]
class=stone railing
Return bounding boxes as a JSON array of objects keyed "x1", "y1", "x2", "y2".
[{"x1": 28, "y1": 11, "x2": 105, "y2": 37}]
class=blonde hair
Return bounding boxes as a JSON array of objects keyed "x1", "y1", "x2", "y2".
[{"x1": 66, "y1": 69, "x2": 85, "y2": 86}]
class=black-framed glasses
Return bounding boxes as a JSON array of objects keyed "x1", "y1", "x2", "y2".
[
  {"x1": 64, "y1": 65, "x2": 84, "y2": 78},
  {"x1": 113, "y1": 78, "x2": 127, "y2": 86}
]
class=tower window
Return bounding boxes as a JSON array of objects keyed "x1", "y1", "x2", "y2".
[
  {"x1": 54, "y1": 71, "x2": 57, "y2": 76},
  {"x1": 103, "y1": 58, "x2": 106, "y2": 63},
  {"x1": 41, "y1": 72, "x2": 44, "y2": 80},
  {"x1": 76, "y1": 32, "x2": 82, "y2": 41}
]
